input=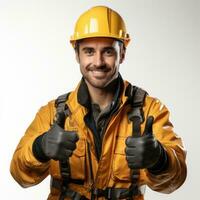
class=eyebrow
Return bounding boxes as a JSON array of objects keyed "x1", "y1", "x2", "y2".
[
  {"x1": 81, "y1": 47, "x2": 94, "y2": 51},
  {"x1": 103, "y1": 47, "x2": 115, "y2": 51},
  {"x1": 81, "y1": 46, "x2": 115, "y2": 51}
]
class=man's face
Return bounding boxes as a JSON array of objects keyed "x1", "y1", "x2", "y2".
[{"x1": 76, "y1": 37, "x2": 125, "y2": 89}]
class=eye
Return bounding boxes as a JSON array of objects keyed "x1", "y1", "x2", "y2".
[
  {"x1": 83, "y1": 48, "x2": 94, "y2": 56},
  {"x1": 104, "y1": 48, "x2": 115, "y2": 56}
]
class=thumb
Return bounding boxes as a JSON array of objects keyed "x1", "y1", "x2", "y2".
[{"x1": 143, "y1": 116, "x2": 154, "y2": 136}]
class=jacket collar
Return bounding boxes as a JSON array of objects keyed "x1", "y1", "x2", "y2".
[{"x1": 77, "y1": 77, "x2": 91, "y2": 109}]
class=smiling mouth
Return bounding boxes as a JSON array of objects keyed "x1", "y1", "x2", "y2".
[
  {"x1": 91, "y1": 69, "x2": 108, "y2": 72},
  {"x1": 90, "y1": 67, "x2": 110, "y2": 72},
  {"x1": 90, "y1": 70, "x2": 109, "y2": 78}
]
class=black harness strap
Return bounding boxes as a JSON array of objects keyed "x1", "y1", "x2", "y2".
[
  {"x1": 54, "y1": 93, "x2": 71, "y2": 200},
  {"x1": 55, "y1": 93, "x2": 71, "y2": 126},
  {"x1": 127, "y1": 84, "x2": 147, "y2": 199},
  {"x1": 52, "y1": 178, "x2": 85, "y2": 200}
]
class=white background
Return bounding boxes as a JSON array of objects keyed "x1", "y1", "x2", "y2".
[{"x1": 0, "y1": 0, "x2": 199, "y2": 199}]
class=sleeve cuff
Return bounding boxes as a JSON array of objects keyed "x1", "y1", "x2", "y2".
[
  {"x1": 32, "y1": 134, "x2": 50, "y2": 162},
  {"x1": 148, "y1": 143, "x2": 169, "y2": 174}
]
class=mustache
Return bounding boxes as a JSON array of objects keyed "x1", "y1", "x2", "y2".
[{"x1": 86, "y1": 64, "x2": 110, "y2": 72}]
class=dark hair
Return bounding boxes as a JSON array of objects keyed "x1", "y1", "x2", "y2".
[{"x1": 74, "y1": 38, "x2": 125, "y2": 54}]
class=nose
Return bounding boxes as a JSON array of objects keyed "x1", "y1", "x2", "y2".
[{"x1": 94, "y1": 52, "x2": 105, "y2": 67}]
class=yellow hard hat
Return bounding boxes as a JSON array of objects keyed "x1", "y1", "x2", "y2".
[{"x1": 70, "y1": 6, "x2": 130, "y2": 48}]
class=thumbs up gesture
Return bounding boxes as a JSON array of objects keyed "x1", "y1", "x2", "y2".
[
  {"x1": 125, "y1": 116, "x2": 162, "y2": 169},
  {"x1": 41, "y1": 122, "x2": 79, "y2": 161},
  {"x1": 32, "y1": 110, "x2": 79, "y2": 162}
]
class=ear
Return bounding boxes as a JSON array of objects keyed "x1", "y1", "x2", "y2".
[
  {"x1": 75, "y1": 50, "x2": 80, "y2": 64},
  {"x1": 119, "y1": 46, "x2": 126, "y2": 64}
]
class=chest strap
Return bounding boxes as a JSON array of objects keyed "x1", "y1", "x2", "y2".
[{"x1": 52, "y1": 178, "x2": 144, "y2": 200}]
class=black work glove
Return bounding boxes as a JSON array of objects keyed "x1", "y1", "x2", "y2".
[
  {"x1": 125, "y1": 116, "x2": 162, "y2": 169},
  {"x1": 42, "y1": 123, "x2": 79, "y2": 160},
  {"x1": 33, "y1": 122, "x2": 79, "y2": 162}
]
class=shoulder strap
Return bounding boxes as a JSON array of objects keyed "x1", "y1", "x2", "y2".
[
  {"x1": 54, "y1": 92, "x2": 71, "y2": 127},
  {"x1": 127, "y1": 84, "x2": 147, "y2": 121},
  {"x1": 54, "y1": 92, "x2": 71, "y2": 200},
  {"x1": 126, "y1": 84, "x2": 147, "y2": 198}
]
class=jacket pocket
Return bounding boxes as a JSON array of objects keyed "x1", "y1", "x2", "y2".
[
  {"x1": 69, "y1": 138, "x2": 86, "y2": 180},
  {"x1": 112, "y1": 136, "x2": 131, "y2": 181}
]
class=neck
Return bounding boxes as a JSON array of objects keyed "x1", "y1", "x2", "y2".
[{"x1": 86, "y1": 79, "x2": 118, "y2": 110}]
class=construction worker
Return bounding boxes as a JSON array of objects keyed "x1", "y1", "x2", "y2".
[{"x1": 10, "y1": 5, "x2": 187, "y2": 200}]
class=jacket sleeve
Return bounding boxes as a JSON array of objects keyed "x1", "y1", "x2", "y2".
[
  {"x1": 10, "y1": 101, "x2": 55, "y2": 188},
  {"x1": 143, "y1": 97, "x2": 187, "y2": 194}
]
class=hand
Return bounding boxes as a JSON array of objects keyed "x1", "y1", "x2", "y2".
[
  {"x1": 125, "y1": 116, "x2": 161, "y2": 169},
  {"x1": 41, "y1": 123, "x2": 79, "y2": 161}
]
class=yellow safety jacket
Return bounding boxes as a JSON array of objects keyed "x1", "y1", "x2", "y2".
[{"x1": 10, "y1": 79, "x2": 187, "y2": 200}]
